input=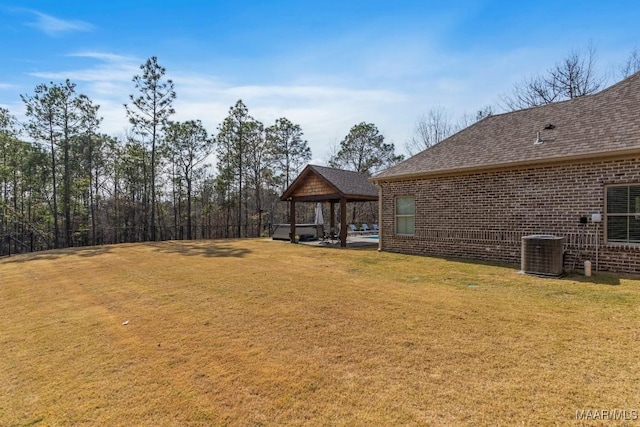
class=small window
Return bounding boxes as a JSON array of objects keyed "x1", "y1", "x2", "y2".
[
  {"x1": 395, "y1": 196, "x2": 415, "y2": 235},
  {"x1": 606, "y1": 185, "x2": 640, "y2": 243}
]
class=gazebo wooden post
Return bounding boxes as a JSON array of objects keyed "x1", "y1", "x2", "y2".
[
  {"x1": 289, "y1": 199, "x2": 296, "y2": 243},
  {"x1": 377, "y1": 186, "x2": 383, "y2": 251},
  {"x1": 330, "y1": 202, "x2": 335, "y2": 232},
  {"x1": 340, "y1": 197, "x2": 347, "y2": 247}
]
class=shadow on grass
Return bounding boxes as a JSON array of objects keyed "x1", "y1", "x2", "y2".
[
  {"x1": 150, "y1": 241, "x2": 251, "y2": 258},
  {"x1": 561, "y1": 271, "x2": 622, "y2": 286},
  {"x1": 453, "y1": 259, "x2": 627, "y2": 286},
  {"x1": 376, "y1": 249, "x2": 633, "y2": 286},
  {"x1": 0, "y1": 245, "x2": 114, "y2": 264}
]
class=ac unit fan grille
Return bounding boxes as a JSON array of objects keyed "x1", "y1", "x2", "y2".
[{"x1": 521, "y1": 235, "x2": 565, "y2": 277}]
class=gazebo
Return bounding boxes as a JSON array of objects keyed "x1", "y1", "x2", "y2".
[{"x1": 280, "y1": 165, "x2": 379, "y2": 247}]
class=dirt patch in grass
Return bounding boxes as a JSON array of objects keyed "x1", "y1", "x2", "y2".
[{"x1": 2, "y1": 239, "x2": 640, "y2": 425}]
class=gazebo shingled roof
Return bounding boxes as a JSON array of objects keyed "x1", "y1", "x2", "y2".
[{"x1": 280, "y1": 165, "x2": 379, "y2": 246}]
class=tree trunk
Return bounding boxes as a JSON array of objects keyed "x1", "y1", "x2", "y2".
[
  {"x1": 49, "y1": 129, "x2": 59, "y2": 249},
  {"x1": 172, "y1": 161, "x2": 178, "y2": 239},
  {"x1": 186, "y1": 176, "x2": 192, "y2": 240},
  {"x1": 88, "y1": 140, "x2": 96, "y2": 245},
  {"x1": 150, "y1": 136, "x2": 156, "y2": 241},
  {"x1": 63, "y1": 125, "x2": 72, "y2": 247}
]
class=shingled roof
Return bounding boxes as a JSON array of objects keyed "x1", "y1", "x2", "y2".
[
  {"x1": 281, "y1": 165, "x2": 378, "y2": 202},
  {"x1": 372, "y1": 71, "x2": 640, "y2": 182}
]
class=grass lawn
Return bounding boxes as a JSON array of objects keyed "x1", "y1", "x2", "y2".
[{"x1": 2, "y1": 239, "x2": 640, "y2": 426}]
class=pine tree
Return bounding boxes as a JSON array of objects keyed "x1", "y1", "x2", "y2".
[
  {"x1": 164, "y1": 120, "x2": 213, "y2": 240},
  {"x1": 125, "y1": 56, "x2": 175, "y2": 241}
]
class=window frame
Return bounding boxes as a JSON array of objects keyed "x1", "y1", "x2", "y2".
[
  {"x1": 395, "y1": 195, "x2": 415, "y2": 236},
  {"x1": 605, "y1": 183, "x2": 640, "y2": 244}
]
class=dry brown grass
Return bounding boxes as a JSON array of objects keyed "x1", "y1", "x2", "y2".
[{"x1": 2, "y1": 239, "x2": 640, "y2": 426}]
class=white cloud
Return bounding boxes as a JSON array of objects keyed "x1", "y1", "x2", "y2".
[
  {"x1": 23, "y1": 53, "x2": 404, "y2": 160},
  {"x1": 24, "y1": 10, "x2": 93, "y2": 36},
  {"x1": 69, "y1": 52, "x2": 135, "y2": 63},
  {"x1": 168, "y1": 71, "x2": 409, "y2": 159},
  {"x1": 27, "y1": 51, "x2": 140, "y2": 125},
  {"x1": 18, "y1": 43, "x2": 564, "y2": 161},
  {"x1": 29, "y1": 51, "x2": 139, "y2": 84}
]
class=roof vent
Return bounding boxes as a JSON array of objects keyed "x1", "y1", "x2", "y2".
[
  {"x1": 534, "y1": 131, "x2": 544, "y2": 145},
  {"x1": 544, "y1": 123, "x2": 555, "y2": 130}
]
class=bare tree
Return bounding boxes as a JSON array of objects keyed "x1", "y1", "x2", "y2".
[
  {"x1": 457, "y1": 105, "x2": 493, "y2": 130},
  {"x1": 621, "y1": 46, "x2": 640, "y2": 79},
  {"x1": 501, "y1": 45, "x2": 605, "y2": 111},
  {"x1": 405, "y1": 107, "x2": 455, "y2": 156}
]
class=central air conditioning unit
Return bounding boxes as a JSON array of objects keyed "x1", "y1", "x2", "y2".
[{"x1": 521, "y1": 235, "x2": 565, "y2": 277}]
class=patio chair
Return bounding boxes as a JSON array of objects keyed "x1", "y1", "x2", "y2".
[
  {"x1": 373, "y1": 224, "x2": 379, "y2": 231},
  {"x1": 360, "y1": 223, "x2": 371, "y2": 232},
  {"x1": 322, "y1": 228, "x2": 339, "y2": 244},
  {"x1": 348, "y1": 224, "x2": 359, "y2": 233}
]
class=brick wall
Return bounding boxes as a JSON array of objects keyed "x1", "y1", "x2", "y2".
[{"x1": 378, "y1": 156, "x2": 640, "y2": 273}]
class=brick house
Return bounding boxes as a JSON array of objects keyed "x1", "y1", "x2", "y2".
[{"x1": 370, "y1": 71, "x2": 640, "y2": 273}]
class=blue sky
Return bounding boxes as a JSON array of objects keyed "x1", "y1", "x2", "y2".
[{"x1": 1, "y1": 1, "x2": 640, "y2": 162}]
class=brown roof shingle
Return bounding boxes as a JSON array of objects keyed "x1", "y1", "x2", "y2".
[
  {"x1": 372, "y1": 71, "x2": 640, "y2": 181},
  {"x1": 281, "y1": 165, "x2": 378, "y2": 201},
  {"x1": 310, "y1": 165, "x2": 378, "y2": 198}
]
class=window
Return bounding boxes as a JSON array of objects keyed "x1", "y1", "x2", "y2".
[
  {"x1": 606, "y1": 184, "x2": 640, "y2": 243},
  {"x1": 395, "y1": 196, "x2": 415, "y2": 235}
]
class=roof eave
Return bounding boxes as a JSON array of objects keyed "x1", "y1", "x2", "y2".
[
  {"x1": 370, "y1": 148, "x2": 640, "y2": 183},
  {"x1": 282, "y1": 193, "x2": 378, "y2": 202}
]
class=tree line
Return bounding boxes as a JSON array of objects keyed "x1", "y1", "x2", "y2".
[
  {"x1": 7, "y1": 45, "x2": 632, "y2": 254},
  {"x1": 1, "y1": 56, "x2": 403, "y2": 254}
]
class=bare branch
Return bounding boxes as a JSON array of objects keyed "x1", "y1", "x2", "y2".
[
  {"x1": 621, "y1": 46, "x2": 640, "y2": 79},
  {"x1": 501, "y1": 44, "x2": 605, "y2": 111},
  {"x1": 405, "y1": 107, "x2": 455, "y2": 156}
]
